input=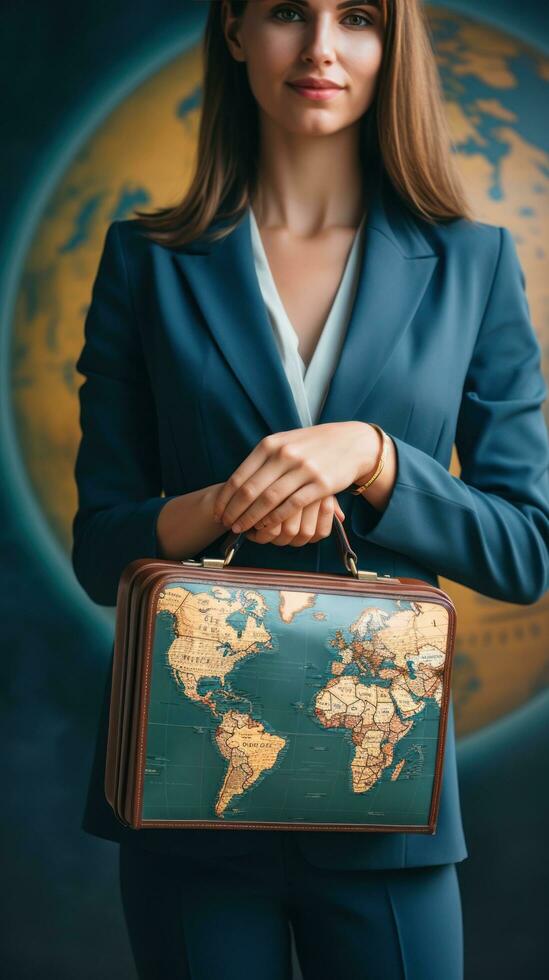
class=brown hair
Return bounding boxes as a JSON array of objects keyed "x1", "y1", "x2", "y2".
[{"x1": 134, "y1": 0, "x2": 473, "y2": 246}]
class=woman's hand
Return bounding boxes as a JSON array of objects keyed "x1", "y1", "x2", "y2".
[
  {"x1": 212, "y1": 421, "x2": 382, "y2": 534},
  {"x1": 245, "y1": 495, "x2": 344, "y2": 547}
]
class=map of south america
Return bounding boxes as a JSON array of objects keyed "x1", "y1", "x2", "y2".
[{"x1": 214, "y1": 710, "x2": 286, "y2": 817}]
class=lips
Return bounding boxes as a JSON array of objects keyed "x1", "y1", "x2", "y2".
[
  {"x1": 289, "y1": 77, "x2": 343, "y2": 90},
  {"x1": 287, "y1": 79, "x2": 344, "y2": 102}
]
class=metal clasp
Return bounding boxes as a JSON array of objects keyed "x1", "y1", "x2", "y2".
[
  {"x1": 180, "y1": 553, "x2": 234, "y2": 569},
  {"x1": 344, "y1": 554, "x2": 392, "y2": 581}
]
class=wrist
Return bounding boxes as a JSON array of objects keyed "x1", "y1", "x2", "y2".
[
  {"x1": 363, "y1": 438, "x2": 398, "y2": 511},
  {"x1": 204, "y1": 482, "x2": 225, "y2": 525},
  {"x1": 351, "y1": 423, "x2": 398, "y2": 513},
  {"x1": 353, "y1": 422, "x2": 383, "y2": 485}
]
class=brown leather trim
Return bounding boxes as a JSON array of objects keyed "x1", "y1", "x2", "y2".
[{"x1": 105, "y1": 562, "x2": 173, "y2": 823}]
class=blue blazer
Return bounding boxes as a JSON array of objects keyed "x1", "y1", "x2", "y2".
[{"x1": 73, "y1": 171, "x2": 549, "y2": 870}]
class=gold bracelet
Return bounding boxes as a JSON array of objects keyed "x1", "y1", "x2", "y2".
[{"x1": 350, "y1": 423, "x2": 388, "y2": 495}]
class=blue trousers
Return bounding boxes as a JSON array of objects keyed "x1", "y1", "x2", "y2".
[{"x1": 118, "y1": 835, "x2": 463, "y2": 980}]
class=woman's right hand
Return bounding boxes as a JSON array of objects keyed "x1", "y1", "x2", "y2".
[{"x1": 244, "y1": 495, "x2": 345, "y2": 547}]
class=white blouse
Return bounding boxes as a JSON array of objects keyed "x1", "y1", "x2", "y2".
[{"x1": 249, "y1": 206, "x2": 366, "y2": 427}]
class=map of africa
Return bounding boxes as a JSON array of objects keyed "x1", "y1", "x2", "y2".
[{"x1": 142, "y1": 582, "x2": 450, "y2": 827}]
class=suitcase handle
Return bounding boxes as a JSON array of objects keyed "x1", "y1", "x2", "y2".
[{"x1": 219, "y1": 513, "x2": 362, "y2": 577}]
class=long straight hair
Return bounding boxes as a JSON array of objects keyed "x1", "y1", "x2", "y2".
[{"x1": 134, "y1": 0, "x2": 473, "y2": 246}]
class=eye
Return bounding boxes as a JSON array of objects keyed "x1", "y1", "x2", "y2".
[
  {"x1": 342, "y1": 11, "x2": 374, "y2": 28},
  {"x1": 271, "y1": 4, "x2": 303, "y2": 22},
  {"x1": 271, "y1": 5, "x2": 374, "y2": 28}
]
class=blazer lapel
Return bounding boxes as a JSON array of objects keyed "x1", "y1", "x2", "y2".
[
  {"x1": 318, "y1": 177, "x2": 439, "y2": 425},
  {"x1": 172, "y1": 172, "x2": 439, "y2": 436},
  {"x1": 172, "y1": 213, "x2": 304, "y2": 435}
]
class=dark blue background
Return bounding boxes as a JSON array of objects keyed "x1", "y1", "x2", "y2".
[{"x1": 1, "y1": 2, "x2": 547, "y2": 977}]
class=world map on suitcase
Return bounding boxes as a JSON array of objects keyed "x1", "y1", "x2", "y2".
[{"x1": 142, "y1": 581, "x2": 450, "y2": 827}]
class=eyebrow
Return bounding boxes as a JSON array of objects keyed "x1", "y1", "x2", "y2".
[{"x1": 286, "y1": 1, "x2": 381, "y2": 9}]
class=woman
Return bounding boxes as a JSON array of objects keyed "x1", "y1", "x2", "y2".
[{"x1": 72, "y1": 1, "x2": 549, "y2": 977}]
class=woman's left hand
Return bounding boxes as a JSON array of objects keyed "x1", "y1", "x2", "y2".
[{"x1": 212, "y1": 421, "x2": 381, "y2": 534}]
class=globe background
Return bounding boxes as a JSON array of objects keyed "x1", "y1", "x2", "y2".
[
  {"x1": 2, "y1": 2, "x2": 548, "y2": 977},
  {"x1": 10, "y1": 6, "x2": 549, "y2": 737}
]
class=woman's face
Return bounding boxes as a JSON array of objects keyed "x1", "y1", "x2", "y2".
[{"x1": 223, "y1": 0, "x2": 385, "y2": 137}]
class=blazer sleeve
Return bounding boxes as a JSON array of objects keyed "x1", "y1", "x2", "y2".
[
  {"x1": 351, "y1": 225, "x2": 549, "y2": 605},
  {"x1": 71, "y1": 221, "x2": 179, "y2": 607}
]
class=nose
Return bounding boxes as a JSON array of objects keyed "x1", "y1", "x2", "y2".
[{"x1": 300, "y1": 13, "x2": 337, "y2": 66}]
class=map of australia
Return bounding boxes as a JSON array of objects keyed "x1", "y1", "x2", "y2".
[{"x1": 143, "y1": 583, "x2": 450, "y2": 827}]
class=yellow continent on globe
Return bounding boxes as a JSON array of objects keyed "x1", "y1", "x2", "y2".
[{"x1": 12, "y1": 8, "x2": 549, "y2": 736}]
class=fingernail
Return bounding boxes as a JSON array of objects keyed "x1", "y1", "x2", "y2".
[{"x1": 232, "y1": 523, "x2": 242, "y2": 533}]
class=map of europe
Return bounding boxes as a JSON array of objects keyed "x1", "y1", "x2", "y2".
[{"x1": 142, "y1": 582, "x2": 450, "y2": 827}]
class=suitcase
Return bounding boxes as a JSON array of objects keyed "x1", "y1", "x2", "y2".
[{"x1": 105, "y1": 516, "x2": 456, "y2": 835}]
